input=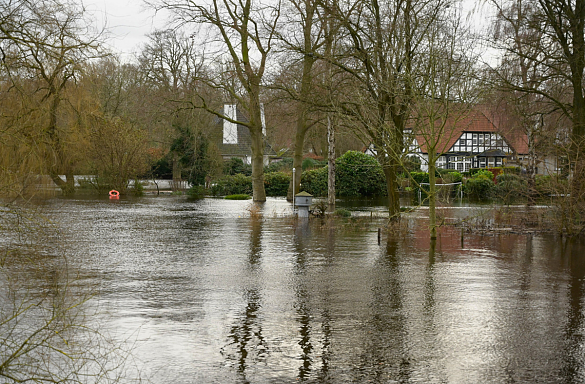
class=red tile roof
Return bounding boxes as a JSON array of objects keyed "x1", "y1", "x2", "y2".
[{"x1": 413, "y1": 107, "x2": 529, "y2": 155}]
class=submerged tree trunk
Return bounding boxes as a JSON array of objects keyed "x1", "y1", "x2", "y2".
[
  {"x1": 428, "y1": 157, "x2": 437, "y2": 240},
  {"x1": 249, "y1": 97, "x2": 267, "y2": 202},
  {"x1": 48, "y1": 172, "x2": 75, "y2": 195},
  {"x1": 327, "y1": 115, "x2": 336, "y2": 212},
  {"x1": 382, "y1": 163, "x2": 400, "y2": 220}
]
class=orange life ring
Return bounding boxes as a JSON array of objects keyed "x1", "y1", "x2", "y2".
[{"x1": 109, "y1": 190, "x2": 120, "y2": 199}]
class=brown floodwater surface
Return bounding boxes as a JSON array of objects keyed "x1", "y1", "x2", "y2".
[{"x1": 35, "y1": 196, "x2": 585, "y2": 383}]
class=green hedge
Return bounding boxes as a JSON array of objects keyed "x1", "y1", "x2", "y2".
[
  {"x1": 224, "y1": 158, "x2": 252, "y2": 176},
  {"x1": 211, "y1": 172, "x2": 292, "y2": 197},
  {"x1": 301, "y1": 167, "x2": 328, "y2": 196},
  {"x1": 495, "y1": 173, "x2": 528, "y2": 202},
  {"x1": 299, "y1": 151, "x2": 388, "y2": 197},
  {"x1": 211, "y1": 173, "x2": 252, "y2": 196},
  {"x1": 264, "y1": 172, "x2": 291, "y2": 196},
  {"x1": 336, "y1": 151, "x2": 387, "y2": 196},
  {"x1": 464, "y1": 170, "x2": 494, "y2": 199},
  {"x1": 264, "y1": 158, "x2": 293, "y2": 173}
]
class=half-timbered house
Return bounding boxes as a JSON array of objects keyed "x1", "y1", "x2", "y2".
[{"x1": 405, "y1": 108, "x2": 529, "y2": 172}]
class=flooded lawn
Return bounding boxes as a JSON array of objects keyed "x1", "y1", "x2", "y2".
[{"x1": 10, "y1": 196, "x2": 585, "y2": 383}]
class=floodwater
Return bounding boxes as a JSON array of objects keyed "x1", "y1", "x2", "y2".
[{"x1": 17, "y1": 197, "x2": 585, "y2": 383}]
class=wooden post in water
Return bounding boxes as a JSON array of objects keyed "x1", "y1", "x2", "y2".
[
  {"x1": 461, "y1": 228, "x2": 464, "y2": 248},
  {"x1": 378, "y1": 228, "x2": 381, "y2": 245}
]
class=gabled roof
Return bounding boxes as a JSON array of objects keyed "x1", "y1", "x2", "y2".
[{"x1": 412, "y1": 107, "x2": 529, "y2": 155}]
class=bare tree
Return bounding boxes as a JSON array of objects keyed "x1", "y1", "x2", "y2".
[
  {"x1": 321, "y1": 0, "x2": 452, "y2": 220},
  {"x1": 410, "y1": 11, "x2": 480, "y2": 239},
  {"x1": 487, "y1": 0, "x2": 585, "y2": 234},
  {"x1": 138, "y1": 29, "x2": 217, "y2": 189},
  {"x1": 271, "y1": 0, "x2": 329, "y2": 201},
  {"x1": 150, "y1": 0, "x2": 281, "y2": 202}
]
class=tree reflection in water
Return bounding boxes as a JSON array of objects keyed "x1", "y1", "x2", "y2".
[
  {"x1": 222, "y1": 211, "x2": 266, "y2": 383},
  {"x1": 24, "y1": 198, "x2": 585, "y2": 383}
]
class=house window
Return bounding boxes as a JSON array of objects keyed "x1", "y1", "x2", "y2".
[
  {"x1": 448, "y1": 162, "x2": 456, "y2": 170},
  {"x1": 473, "y1": 134, "x2": 478, "y2": 145},
  {"x1": 457, "y1": 163, "x2": 463, "y2": 171},
  {"x1": 479, "y1": 158, "x2": 486, "y2": 168},
  {"x1": 465, "y1": 162, "x2": 471, "y2": 171}
]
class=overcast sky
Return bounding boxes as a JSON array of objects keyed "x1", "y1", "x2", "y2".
[
  {"x1": 86, "y1": 0, "x2": 168, "y2": 60},
  {"x1": 86, "y1": 0, "x2": 494, "y2": 63}
]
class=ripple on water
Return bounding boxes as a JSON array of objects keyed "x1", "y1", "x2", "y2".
[{"x1": 31, "y1": 196, "x2": 585, "y2": 383}]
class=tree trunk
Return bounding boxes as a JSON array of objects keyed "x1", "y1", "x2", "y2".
[
  {"x1": 288, "y1": 126, "x2": 308, "y2": 201},
  {"x1": 382, "y1": 163, "x2": 400, "y2": 220},
  {"x1": 249, "y1": 127, "x2": 266, "y2": 202},
  {"x1": 247, "y1": 77, "x2": 267, "y2": 202},
  {"x1": 48, "y1": 172, "x2": 74, "y2": 195},
  {"x1": 46, "y1": 94, "x2": 75, "y2": 195},
  {"x1": 172, "y1": 152, "x2": 181, "y2": 191},
  {"x1": 327, "y1": 115, "x2": 336, "y2": 212},
  {"x1": 428, "y1": 158, "x2": 437, "y2": 240}
]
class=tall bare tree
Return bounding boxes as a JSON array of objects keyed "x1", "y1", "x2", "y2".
[
  {"x1": 151, "y1": 0, "x2": 281, "y2": 202},
  {"x1": 322, "y1": 0, "x2": 452, "y2": 220},
  {"x1": 272, "y1": 0, "x2": 328, "y2": 200},
  {"x1": 487, "y1": 0, "x2": 585, "y2": 233},
  {"x1": 488, "y1": 0, "x2": 585, "y2": 176}
]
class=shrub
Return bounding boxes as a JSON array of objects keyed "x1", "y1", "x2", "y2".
[
  {"x1": 465, "y1": 170, "x2": 494, "y2": 199},
  {"x1": 224, "y1": 157, "x2": 252, "y2": 176},
  {"x1": 132, "y1": 179, "x2": 144, "y2": 196},
  {"x1": 334, "y1": 208, "x2": 351, "y2": 217},
  {"x1": 475, "y1": 169, "x2": 494, "y2": 179},
  {"x1": 264, "y1": 172, "x2": 291, "y2": 196},
  {"x1": 495, "y1": 173, "x2": 528, "y2": 202},
  {"x1": 264, "y1": 158, "x2": 293, "y2": 173},
  {"x1": 187, "y1": 185, "x2": 206, "y2": 199},
  {"x1": 336, "y1": 151, "x2": 386, "y2": 196},
  {"x1": 535, "y1": 175, "x2": 554, "y2": 195},
  {"x1": 301, "y1": 167, "x2": 328, "y2": 196},
  {"x1": 225, "y1": 194, "x2": 251, "y2": 200},
  {"x1": 211, "y1": 174, "x2": 252, "y2": 196},
  {"x1": 302, "y1": 157, "x2": 327, "y2": 170},
  {"x1": 443, "y1": 171, "x2": 463, "y2": 184},
  {"x1": 149, "y1": 157, "x2": 173, "y2": 179}
]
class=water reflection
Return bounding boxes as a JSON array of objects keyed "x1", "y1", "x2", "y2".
[
  {"x1": 223, "y1": 208, "x2": 267, "y2": 383},
  {"x1": 248, "y1": 208, "x2": 263, "y2": 268},
  {"x1": 292, "y1": 217, "x2": 316, "y2": 381},
  {"x1": 224, "y1": 288, "x2": 266, "y2": 383},
  {"x1": 29, "y1": 197, "x2": 585, "y2": 383},
  {"x1": 562, "y1": 237, "x2": 585, "y2": 382}
]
